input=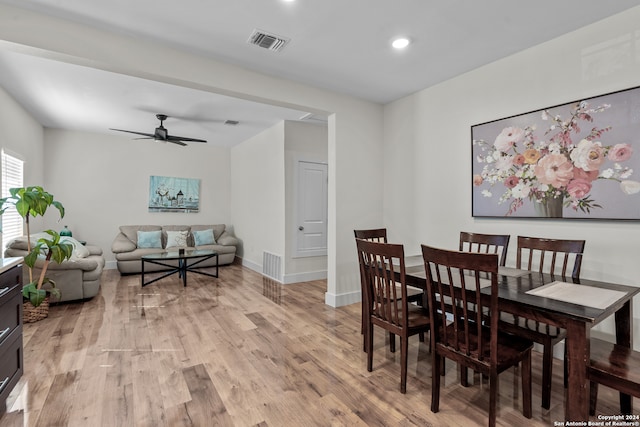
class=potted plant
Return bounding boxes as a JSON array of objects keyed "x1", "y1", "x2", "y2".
[{"x1": 0, "y1": 186, "x2": 73, "y2": 321}]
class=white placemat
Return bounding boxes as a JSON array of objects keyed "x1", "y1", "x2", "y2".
[
  {"x1": 498, "y1": 267, "x2": 530, "y2": 277},
  {"x1": 525, "y1": 281, "x2": 626, "y2": 309},
  {"x1": 440, "y1": 268, "x2": 492, "y2": 290}
]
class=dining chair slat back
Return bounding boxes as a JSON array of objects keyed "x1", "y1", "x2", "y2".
[
  {"x1": 421, "y1": 245, "x2": 532, "y2": 427},
  {"x1": 459, "y1": 232, "x2": 510, "y2": 267},
  {"x1": 354, "y1": 228, "x2": 424, "y2": 352},
  {"x1": 516, "y1": 236, "x2": 585, "y2": 279},
  {"x1": 354, "y1": 228, "x2": 388, "y2": 243},
  {"x1": 356, "y1": 238, "x2": 431, "y2": 394},
  {"x1": 505, "y1": 235, "x2": 586, "y2": 410}
]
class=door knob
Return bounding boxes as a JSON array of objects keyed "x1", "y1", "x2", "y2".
[{"x1": 298, "y1": 226, "x2": 304, "y2": 231}]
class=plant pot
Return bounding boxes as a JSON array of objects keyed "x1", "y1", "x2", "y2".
[{"x1": 23, "y1": 297, "x2": 49, "y2": 323}]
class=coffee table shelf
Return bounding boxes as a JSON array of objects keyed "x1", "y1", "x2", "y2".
[{"x1": 141, "y1": 249, "x2": 218, "y2": 287}]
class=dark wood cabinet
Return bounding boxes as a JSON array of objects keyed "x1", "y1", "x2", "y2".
[{"x1": 0, "y1": 262, "x2": 23, "y2": 416}]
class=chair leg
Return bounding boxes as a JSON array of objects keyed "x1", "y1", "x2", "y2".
[
  {"x1": 400, "y1": 336, "x2": 408, "y2": 393},
  {"x1": 460, "y1": 365, "x2": 469, "y2": 387},
  {"x1": 362, "y1": 305, "x2": 366, "y2": 353},
  {"x1": 419, "y1": 331, "x2": 425, "y2": 342},
  {"x1": 589, "y1": 381, "x2": 598, "y2": 415},
  {"x1": 489, "y1": 372, "x2": 498, "y2": 427},
  {"x1": 389, "y1": 332, "x2": 396, "y2": 353},
  {"x1": 431, "y1": 353, "x2": 441, "y2": 413},
  {"x1": 522, "y1": 351, "x2": 532, "y2": 419},
  {"x1": 366, "y1": 321, "x2": 374, "y2": 372},
  {"x1": 362, "y1": 327, "x2": 367, "y2": 353},
  {"x1": 541, "y1": 342, "x2": 553, "y2": 409}
]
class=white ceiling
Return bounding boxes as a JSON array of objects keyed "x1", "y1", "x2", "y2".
[{"x1": 0, "y1": 0, "x2": 639, "y2": 147}]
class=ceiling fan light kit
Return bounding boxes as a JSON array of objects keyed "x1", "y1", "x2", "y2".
[{"x1": 110, "y1": 113, "x2": 207, "y2": 146}]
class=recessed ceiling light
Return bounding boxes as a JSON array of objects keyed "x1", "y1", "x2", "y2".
[{"x1": 392, "y1": 37, "x2": 411, "y2": 49}]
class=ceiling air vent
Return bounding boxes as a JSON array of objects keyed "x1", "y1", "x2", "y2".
[{"x1": 247, "y1": 29, "x2": 290, "y2": 52}]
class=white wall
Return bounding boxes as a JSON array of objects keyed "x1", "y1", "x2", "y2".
[
  {"x1": 42, "y1": 129, "x2": 231, "y2": 268},
  {"x1": 384, "y1": 8, "x2": 640, "y2": 346},
  {"x1": 0, "y1": 86, "x2": 47, "y2": 235},
  {"x1": 284, "y1": 120, "x2": 328, "y2": 282},
  {"x1": 230, "y1": 122, "x2": 285, "y2": 273}
]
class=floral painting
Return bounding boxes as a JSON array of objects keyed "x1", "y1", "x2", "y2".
[
  {"x1": 472, "y1": 86, "x2": 640, "y2": 219},
  {"x1": 148, "y1": 175, "x2": 200, "y2": 213}
]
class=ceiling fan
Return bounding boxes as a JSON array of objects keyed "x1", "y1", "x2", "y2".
[{"x1": 110, "y1": 114, "x2": 207, "y2": 146}]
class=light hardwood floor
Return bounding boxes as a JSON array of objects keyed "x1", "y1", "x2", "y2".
[{"x1": 1, "y1": 264, "x2": 627, "y2": 426}]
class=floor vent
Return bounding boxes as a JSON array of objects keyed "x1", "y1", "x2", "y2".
[
  {"x1": 247, "y1": 29, "x2": 290, "y2": 52},
  {"x1": 262, "y1": 251, "x2": 282, "y2": 281}
]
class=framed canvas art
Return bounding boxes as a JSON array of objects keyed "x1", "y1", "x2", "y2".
[
  {"x1": 471, "y1": 86, "x2": 640, "y2": 220},
  {"x1": 148, "y1": 175, "x2": 200, "y2": 213}
]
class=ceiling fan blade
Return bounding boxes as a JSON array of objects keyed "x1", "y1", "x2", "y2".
[
  {"x1": 169, "y1": 140, "x2": 188, "y2": 147},
  {"x1": 110, "y1": 128, "x2": 155, "y2": 138},
  {"x1": 166, "y1": 135, "x2": 207, "y2": 143},
  {"x1": 111, "y1": 115, "x2": 206, "y2": 146}
]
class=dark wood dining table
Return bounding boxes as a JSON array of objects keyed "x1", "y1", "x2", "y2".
[{"x1": 402, "y1": 261, "x2": 639, "y2": 421}]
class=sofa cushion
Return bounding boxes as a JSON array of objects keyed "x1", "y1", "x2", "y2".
[
  {"x1": 111, "y1": 233, "x2": 137, "y2": 253},
  {"x1": 120, "y1": 225, "x2": 161, "y2": 244},
  {"x1": 137, "y1": 230, "x2": 162, "y2": 248},
  {"x1": 191, "y1": 224, "x2": 226, "y2": 241},
  {"x1": 193, "y1": 228, "x2": 216, "y2": 246},
  {"x1": 7, "y1": 235, "x2": 90, "y2": 258},
  {"x1": 196, "y1": 244, "x2": 236, "y2": 255},
  {"x1": 165, "y1": 230, "x2": 189, "y2": 248}
]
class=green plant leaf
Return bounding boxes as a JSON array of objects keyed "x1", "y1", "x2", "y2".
[
  {"x1": 15, "y1": 197, "x2": 30, "y2": 218},
  {"x1": 23, "y1": 248, "x2": 40, "y2": 268},
  {"x1": 22, "y1": 282, "x2": 47, "y2": 306},
  {"x1": 52, "y1": 200, "x2": 65, "y2": 218}
]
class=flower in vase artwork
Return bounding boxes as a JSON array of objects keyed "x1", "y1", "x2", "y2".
[{"x1": 472, "y1": 88, "x2": 640, "y2": 219}]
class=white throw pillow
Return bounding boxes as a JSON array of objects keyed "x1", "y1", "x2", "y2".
[
  {"x1": 165, "y1": 230, "x2": 189, "y2": 248},
  {"x1": 60, "y1": 236, "x2": 90, "y2": 258}
]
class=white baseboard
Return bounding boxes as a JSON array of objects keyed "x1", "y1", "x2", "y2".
[
  {"x1": 105, "y1": 260, "x2": 118, "y2": 270},
  {"x1": 283, "y1": 270, "x2": 327, "y2": 284},
  {"x1": 241, "y1": 257, "x2": 263, "y2": 275},
  {"x1": 325, "y1": 289, "x2": 361, "y2": 308},
  {"x1": 240, "y1": 257, "x2": 326, "y2": 285}
]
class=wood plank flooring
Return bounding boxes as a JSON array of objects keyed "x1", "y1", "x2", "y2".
[{"x1": 1, "y1": 264, "x2": 629, "y2": 426}]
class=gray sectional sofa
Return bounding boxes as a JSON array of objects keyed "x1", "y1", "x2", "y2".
[
  {"x1": 111, "y1": 224, "x2": 238, "y2": 274},
  {"x1": 4, "y1": 236, "x2": 105, "y2": 303}
]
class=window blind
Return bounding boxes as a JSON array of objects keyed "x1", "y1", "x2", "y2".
[{"x1": 2, "y1": 150, "x2": 24, "y2": 253}]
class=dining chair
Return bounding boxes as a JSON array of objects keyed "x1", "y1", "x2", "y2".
[
  {"x1": 421, "y1": 244, "x2": 532, "y2": 427},
  {"x1": 354, "y1": 228, "x2": 424, "y2": 352},
  {"x1": 355, "y1": 238, "x2": 431, "y2": 393},
  {"x1": 459, "y1": 232, "x2": 510, "y2": 267},
  {"x1": 502, "y1": 235, "x2": 586, "y2": 409},
  {"x1": 588, "y1": 337, "x2": 640, "y2": 415},
  {"x1": 456, "y1": 231, "x2": 512, "y2": 384}
]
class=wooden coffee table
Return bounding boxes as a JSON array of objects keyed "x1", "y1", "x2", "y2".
[{"x1": 141, "y1": 249, "x2": 218, "y2": 287}]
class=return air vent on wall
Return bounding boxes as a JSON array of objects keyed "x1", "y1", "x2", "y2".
[
  {"x1": 262, "y1": 251, "x2": 282, "y2": 282},
  {"x1": 247, "y1": 29, "x2": 290, "y2": 52}
]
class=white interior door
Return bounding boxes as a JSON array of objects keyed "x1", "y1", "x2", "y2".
[{"x1": 294, "y1": 160, "x2": 328, "y2": 257}]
